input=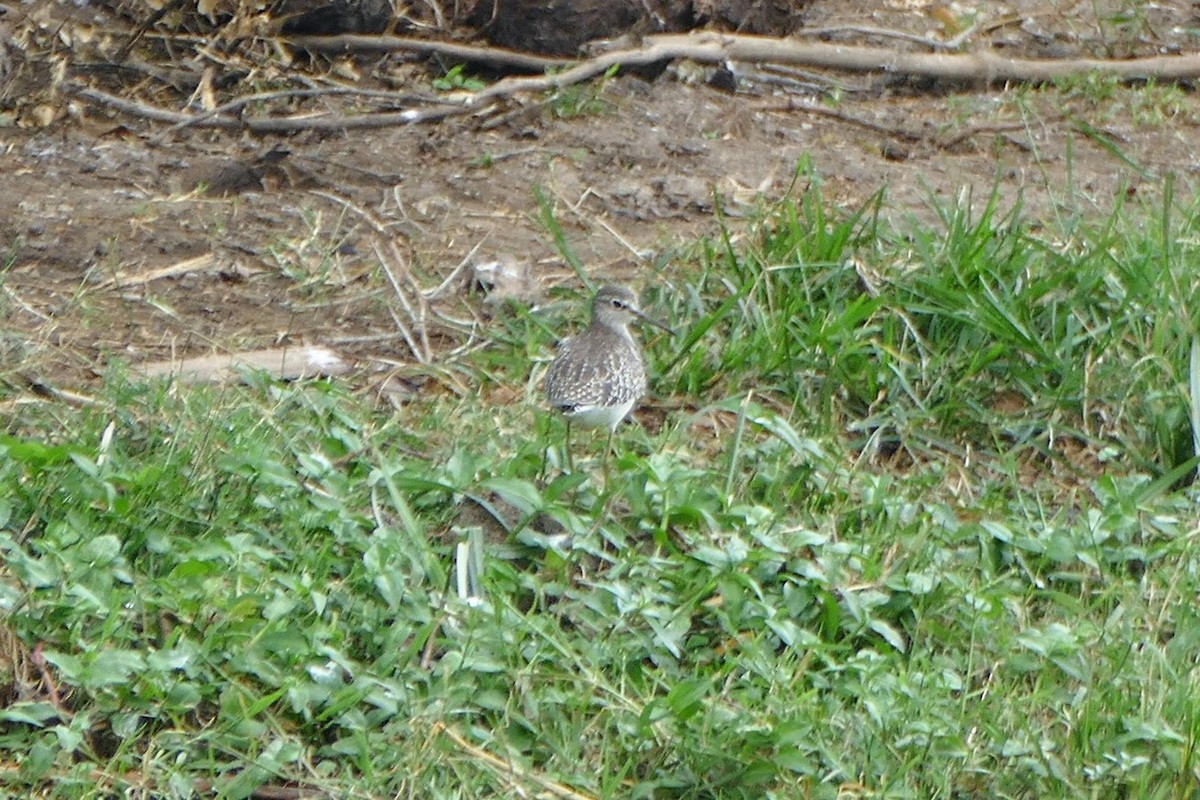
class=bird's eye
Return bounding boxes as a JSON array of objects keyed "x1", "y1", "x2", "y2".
[{"x1": 611, "y1": 299, "x2": 624, "y2": 308}]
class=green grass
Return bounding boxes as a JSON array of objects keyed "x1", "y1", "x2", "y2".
[{"x1": 3, "y1": 163, "x2": 1200, "y2": 798}]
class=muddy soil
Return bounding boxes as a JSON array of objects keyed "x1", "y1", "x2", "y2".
[{"x1": 0, "y1": 0, "x2": 1197, "y2": 390}]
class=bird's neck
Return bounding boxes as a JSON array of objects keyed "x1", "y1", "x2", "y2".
[{"x1": 593, "y1": 320, "x2": 634, "y2": 347}]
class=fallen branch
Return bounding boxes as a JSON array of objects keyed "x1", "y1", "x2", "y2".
[
  {"x1": 630, "y1": 31, "x2": 1200, "y2": 83},
  {"x1": 286, "y1": 33, "x2": 568, "y2": 73},
  {"x1": 64, "y1": 82, "x2": 455, "y2": 131},
  {"x1": 296, "y1": 30, "x2": 1200, "y2": 84},
  {"x1": 69, "y1": 31, "x2": 1200, "y2": 134},
  {"x1": 147, "y1": 86, "x2": 455, "y2": 141},
  {"x1": 95, "y1": 253, "x2": 217, "y2": 289},
  {"x1": 792, "y1": 21, "x2": 982, "y2": 52},
  {"x1": 136, "y1": 346, "x2": 351, "y2": 383}
]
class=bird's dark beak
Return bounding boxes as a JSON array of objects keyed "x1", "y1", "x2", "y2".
[{"x1": 635, "y1": 309, "x2": 673, "y2": 336}]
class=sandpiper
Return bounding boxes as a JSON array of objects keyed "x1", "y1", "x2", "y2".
[{"x1": 544, "y1": 284, "x2": 670, "y2": 469}]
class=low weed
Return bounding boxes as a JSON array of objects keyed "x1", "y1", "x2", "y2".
[{"x1": 2, "y1": 163, "x2": 1200, "y2": 798}]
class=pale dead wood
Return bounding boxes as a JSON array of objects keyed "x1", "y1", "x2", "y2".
[
  {"x1": 434, "y1": 722, "x2": 598, "y2": 800},
  {"x1": 633, "y1": 31, "x2": 1200, "y2": 83},
  {"x1": 793, "y1": 20, "x2": 982, "y2": 52},
  {"x1": 1, "y1": 282, "x2": 54, "y2": 323},
  {"x1": 297, "y1": 29, "x2": 1200, "y2": 84},
  {"x1": 0, "y1": 378, "x2": 98, "y2": 411},
  {"x1": 311, "y1": 190, "x2": 432, "y2": 364},
  {"x1": 374, "y1": 238, "x2": 432, "y2": 364},
  {"x1": 286, "y1": 33, "x2": 568, "y2": 72},
  {"x1": 937, "y1": 120, "x2": 1047, "y2": 150},
  {"x1": 69, "y1": 31, "x2": 1200, "y2": 135},
  {"x1": 67, "y1": 82, "x2": 200, "y2": 125},
  {"x1": 66, "y1": 81, "x2": 467, "y2": 131},
  {"x1": 136, "y1": 345, "x2": 351, "y2": 383},
  {"x1": 426, "y1": 237, "x2": 490, "y2": 301},
  {"x1": 95, "y1": 253, "x2": 217, "y2": 289},
  {"x1": 740, "y1": 63, "x2": 866, "y2": 96},
  {"x1": 148, "y1": 86, "x2": 455, "y2": 142},
  {"x1": 191, "y1": 777, "x2": 332, "y2": 800}
]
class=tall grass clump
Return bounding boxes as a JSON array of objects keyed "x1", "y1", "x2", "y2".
[{"x1": 655, "y1": 164, "x2": 1200, "y2": 476}]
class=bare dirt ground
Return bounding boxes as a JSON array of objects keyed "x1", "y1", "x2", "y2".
[{"x1": 1, "y1": 0, "x2": 1198, "y2": 390}]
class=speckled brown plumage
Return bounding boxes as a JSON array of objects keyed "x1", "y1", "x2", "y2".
[{"x1": 544, "y1": 285, "x2": 655, "y2": 432}]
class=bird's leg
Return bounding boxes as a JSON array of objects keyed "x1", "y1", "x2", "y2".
[
  {"x1": 564, "y1": 417, "x2": 574, "y2": 473},
  {"x1": 601, "y1": 427, "x2": 614, "y2": 485}
]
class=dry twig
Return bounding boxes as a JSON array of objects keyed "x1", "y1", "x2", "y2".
[
  {"x1": 286, "y1": 33, "x2": 568, "y2": 72},
  {"x1": 794, "y1": 21, "x2": 982, "y2": 52},
  {"x1": 312, "y1": 190, "x2": 432, "y2": 363},
  {"x1": 434, "y1": 722, "x2": 598, "y2": 800}
]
